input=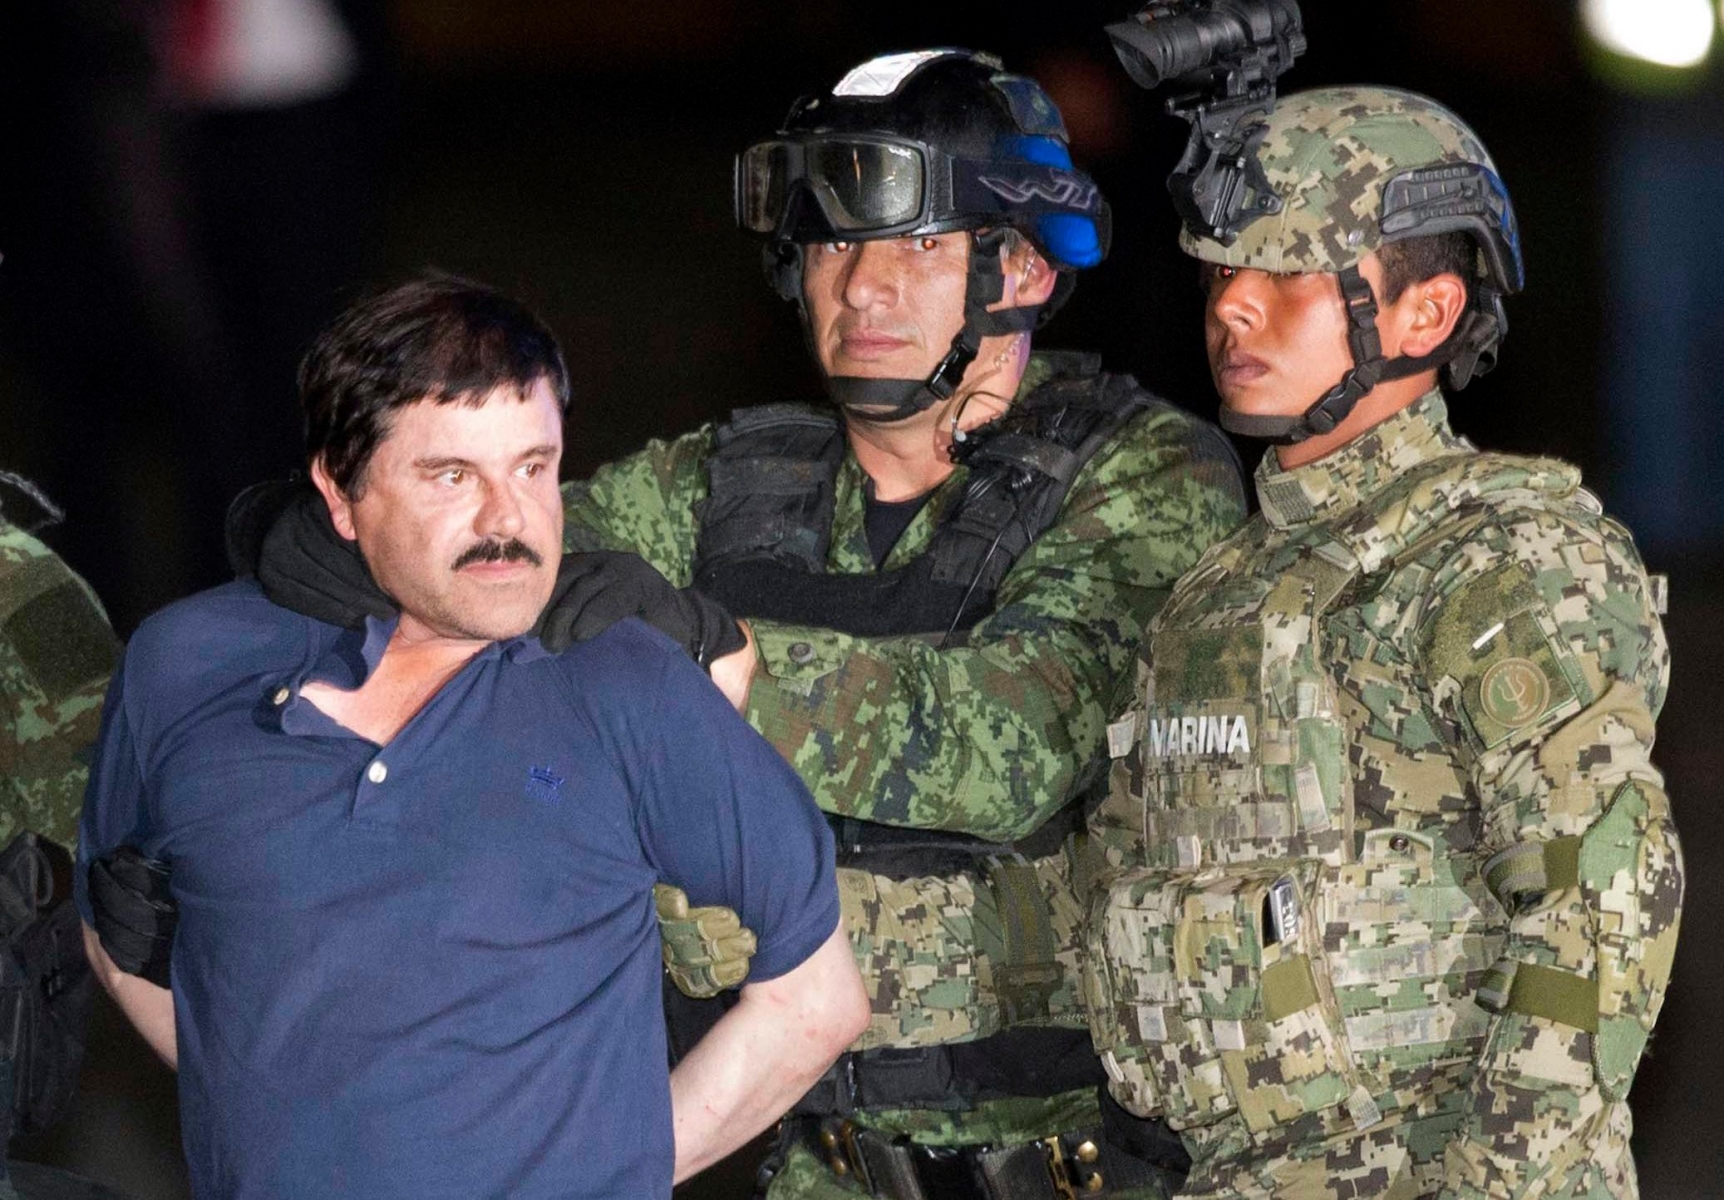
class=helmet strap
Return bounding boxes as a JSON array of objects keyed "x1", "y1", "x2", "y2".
[
  {"x1": 824, "y1": 229, "x2": 1044, "y2": 424},
  {"x1": 1219, "y1": 264, "x2": 1460, "y2": 444}
]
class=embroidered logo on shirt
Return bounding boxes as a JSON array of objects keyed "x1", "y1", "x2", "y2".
[{"x1": 524, "y1": 766, "x2": 566, "y2": 805}]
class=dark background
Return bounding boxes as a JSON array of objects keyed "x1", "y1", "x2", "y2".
[{"x1": 1, "y1": 1, "x2": 1718, "y2": 1196}]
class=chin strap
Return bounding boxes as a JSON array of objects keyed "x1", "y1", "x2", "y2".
[
  {"x1": 824, "y1": 229, "x2": 1044, "y2": 424},
  {"x1": 1219, "y1": 264, "x2": 1469, "y2": 444}
]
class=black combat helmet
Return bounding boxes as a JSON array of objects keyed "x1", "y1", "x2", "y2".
[{"x1": 737, "y1": 49, "x2": 1111, "y2": 421}]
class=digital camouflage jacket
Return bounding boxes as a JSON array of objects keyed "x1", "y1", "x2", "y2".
[
  {"x1": 1080, "y1": 392, "x2": 1680, "y2": 1200},
  {"x1": 563, "y1": 354, "x2": 1246, "y2": 1165}
]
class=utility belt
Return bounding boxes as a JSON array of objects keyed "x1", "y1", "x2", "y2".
[{"x1": 788, "y1": 1105, "x2": 1185, "y2": 1200}]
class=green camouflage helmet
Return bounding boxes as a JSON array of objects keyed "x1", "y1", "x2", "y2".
[
  {"x1": 1180, "y1": 86, "x2": 1524, "y2": 296},
  {"x1": 1183, "y1": 87, "x2": 1523, "y2": 441}
]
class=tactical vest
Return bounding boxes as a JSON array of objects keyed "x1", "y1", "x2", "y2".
[
  {"x1": 673, "y1": 358, "x2": 1154, "y2": 1115},
  {"x1": 693, "y1": 353, "x2": 1150, "y2": 643},
  {"x1": 1082, "y1": 450, "x2": 1582, "y2": 1145}
]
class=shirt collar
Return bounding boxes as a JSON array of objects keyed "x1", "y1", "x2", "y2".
[
  {"x1": 306, "y1": 611, "x2": 545, "y2": 687},
  {"x1": 1254, "y1": 389, "x2": 1469, "y2": 529}
]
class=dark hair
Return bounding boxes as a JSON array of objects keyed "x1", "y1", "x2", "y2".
[
  {"x1": 1377, "y1": 231, "x2": 1478, "y2": 306},
  {"x1": 300, "y1": 273, "x2": 570, "y2": 496}
]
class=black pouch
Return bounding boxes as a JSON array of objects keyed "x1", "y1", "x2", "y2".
[{"x1": 0, "y1": 832, "x2": 94, "y2": 1136}]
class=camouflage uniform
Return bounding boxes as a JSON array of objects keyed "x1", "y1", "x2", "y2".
[
  {"x1": 1083, "y1": 392, "x2": 1679, "y2": 1199},
  {"x1": 862, "y1": 85, "x2": 1681, "y2": 1199},
  {"x1": 0, "y1": 494, "x2": 117, "y2": 850},
  {"x1": 566, "y1": 351, "x2": 1246, "y2": 1196}
]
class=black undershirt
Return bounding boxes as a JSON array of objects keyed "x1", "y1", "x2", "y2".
[{"x1": 864, "y1": 491, "x2": 934, "y2": 568}]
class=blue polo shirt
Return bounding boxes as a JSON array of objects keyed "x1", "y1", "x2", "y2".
[{"x1": 75, "y1": 582, "x2": 839, "y2": 1199}]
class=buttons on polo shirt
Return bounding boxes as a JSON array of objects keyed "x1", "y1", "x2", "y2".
[
  {"x1": 272, "y1": 687, "x2": 291, "y2": 706},
  {"x1": 367, "y1": 761, "x2": 389, "y2": 784}
]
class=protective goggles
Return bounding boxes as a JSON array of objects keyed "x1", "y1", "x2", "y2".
[{"x1": 736, "y1": 135, "x2": 1105, "y2": 249}]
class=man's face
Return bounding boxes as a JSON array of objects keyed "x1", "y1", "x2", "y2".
[
  {"x1": 1201, "y1": 253, "x2": 1393, "y2": 419},
  {"x1": 316, "y1": 379, "x2": 565, "y2": 643},
  {"x1": 801, "y1": 231, "x2": 973, "y2": 382}
]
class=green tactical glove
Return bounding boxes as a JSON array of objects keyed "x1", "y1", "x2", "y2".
[{"x1": 654, "y1": 883, "x2": 758, "y2": 998}]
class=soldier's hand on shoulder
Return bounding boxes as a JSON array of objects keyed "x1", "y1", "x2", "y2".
[{"x1": 537, "y1": 552, "x2": 746, "y2": 666}]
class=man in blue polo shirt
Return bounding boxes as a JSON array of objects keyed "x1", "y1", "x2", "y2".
[{"x1": 74, "y1": 275, "x2": 868, "y2": 1198}]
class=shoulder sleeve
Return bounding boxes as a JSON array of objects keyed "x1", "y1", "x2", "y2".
[
  {"x1": 0, "y1": 527, "x2": 118, "y2": 849},
  {"x1": 561, "y1": 427, "x2": 717, "y2": 586},
  {"x1": 1412, "y1": 500, "x2": 1681, "y2": 1200},
  {"x1": 617, "y1": 626, "x2": 839, "y2": 981},
  {"x1": 744, "y1": 396, "x2": 1248, "y2": 842}
]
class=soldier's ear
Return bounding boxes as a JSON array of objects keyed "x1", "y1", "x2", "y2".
[
  {"x1": 1010, "y1": 245, "x2": 1058, "y2": 307},
  {"x1": 308, "y1": 457, "x2": 358, "y2": 542},
  {"x1": 1395, "y1": 272, "x2": 1468, "y2": 359}
]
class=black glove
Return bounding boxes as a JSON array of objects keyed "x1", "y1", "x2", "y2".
[
  {"x1": 87, "y1": 848, "x2": 177, "y2": 989},
  {"x1": 535, "y1": 551, "x2": 747, "y2": 664},
  {"x1": 225, "y1": 479, "x2": 395, "y2": 630}
]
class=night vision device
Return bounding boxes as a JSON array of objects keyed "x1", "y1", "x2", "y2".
[{"x1": 1105, "y1": 0, "x2": 1306, "y2": 243}]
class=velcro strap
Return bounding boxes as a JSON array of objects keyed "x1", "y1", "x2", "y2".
[
  {"x1": 1260, "y1": 954, "x2": 1320, "y2": 1022},
  {"x1": 989, "y1": 861, "x2": 1061, "y2": 1024},
  {"x1": 1482, "y1": 837, "x2": 1581, "y2": 909},
  {"x1": 706, "y1": 455, "x2": 828, "y2": 495},
  {"x1": 1475, "y1": 958, "x2": 1598, "y2": 1033},
  {"x1": 966, "y1": 433, "x2": 1082, "y2": 485},
  {"x1": 717, "y1": 404, "x2": 836, "y2": 439}
]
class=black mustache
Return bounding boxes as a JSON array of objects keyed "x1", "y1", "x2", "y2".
[{"x1": 451, "y1": 539, "x2": 543, "y2": 570}]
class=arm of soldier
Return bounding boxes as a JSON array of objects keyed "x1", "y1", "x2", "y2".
[
  {"x1": 837, "y1": 848, "x2": 1090, "y2": 1051},
  {"x1": 659, "y1": 851, "x2": 1090, "y2": 1051},
  {"x1": 745, "y1": 411, "x2": 1246, "y2": 843},
  {"x1": 560, "y1": 427, "x2": 716, "y2": 584},
  {"x1": 1415, "y1": 510, "x2": 1681, "y2": 1200},
  {"x1": 0, "y1": 534, "x2": 120, "y2": 849},
  {"x1": 82, "y1": 921, "x2": 176, "y2": 1068}
]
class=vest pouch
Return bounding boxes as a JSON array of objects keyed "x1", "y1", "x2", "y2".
[
  {"x1": 1088, "y1": 864, "x2": 1357, "y2": 1137},
  {"x1": 1323, "y1": 829, "x2": 1501, "y2": 1091}
]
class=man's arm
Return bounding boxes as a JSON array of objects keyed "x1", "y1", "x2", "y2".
[
  {"x1": 570, "y1": 406, "x2": 1246, "y2": 843},
  {"x1": 743, "y1": 408, "x2": 1243, "y2": 842},
  {"x1": 82, "y1": 921, "x2": 177, "y2": 1068},
  {"x1": 1415, "y1": 507, "x2": 1681, "y2": 1200},
  {"x1": 670, "y1": 921, "x2": 867, "y2": 1182}
]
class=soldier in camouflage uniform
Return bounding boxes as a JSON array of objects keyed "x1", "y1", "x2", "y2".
[
  {"x1": 0, "y1": 475, "x2": 116, "y2": 850},
  {"x1": 1074, "y1": 87, "x2": 1682, "y2": 1199},
  {"x1": 0, "y1": 475, "x2": 126, "y2": 1200},
  {"x1": 567, "y1": 49, "x2": 1245, "y2": 1200}
]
